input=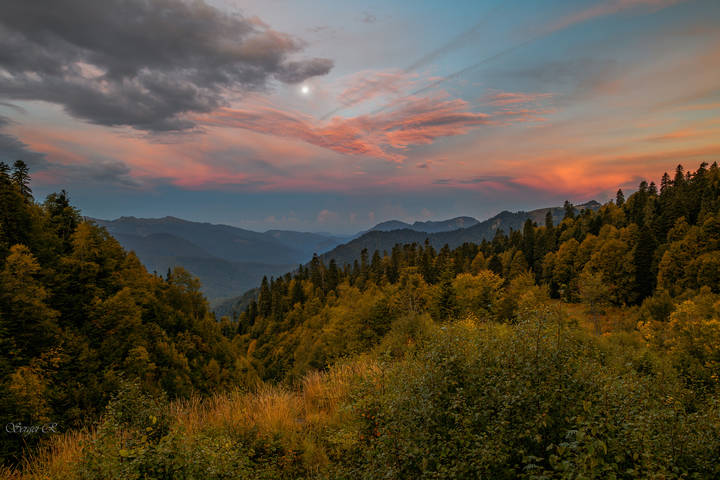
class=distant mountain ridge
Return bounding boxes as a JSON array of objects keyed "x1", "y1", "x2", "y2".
[
  {"x1": 92, "y1": 216, "x2": 347, "y2": 304},
  {"x1": 368, "y1": 216, "x2": 480, "y2": 234},
  {"x1": 320, "y1": 201, "x2": 601, "y2": 266},
  {"x1": 216, "y1": 201, "x2": 600, "y2": 318},
  {"x1": 95, "y1": 216, "x2": 300, "y2": 264}
]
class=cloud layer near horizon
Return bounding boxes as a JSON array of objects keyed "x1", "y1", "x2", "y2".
[{"x1": 0, "y1": 0, "x2": 718, "y2": 232}]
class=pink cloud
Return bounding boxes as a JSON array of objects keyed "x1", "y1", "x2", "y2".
[
  {"x1": 482, "y1": 91, "x2": 554, "y2": 107},
  {"x1": 197, "y1": 95, "x2": 505, "y2": 162},
  {"x1": 648, "y1": 128, "x2": 699, "y2": 141},
  {"x1": 337, "y1": 70, "x2": 417, "y2": 108},
  {"x1": 551, "y1": 0, "x2": 688, "y2": 32}
]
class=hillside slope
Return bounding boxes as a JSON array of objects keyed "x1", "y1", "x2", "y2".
[
  {"x1": 322, "y1": 201, "x2": 600, "y2": 265},
  {"x1": 93, "y1": 217, "x2": 343, "y2": 303}
]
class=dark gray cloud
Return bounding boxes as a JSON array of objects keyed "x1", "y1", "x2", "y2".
[
  {"x1": 0, "y1": 0, "x2": 333, "y2": 131},
  {"x1": 48, "y1": 160, "x2": 141, "y2": 188}
]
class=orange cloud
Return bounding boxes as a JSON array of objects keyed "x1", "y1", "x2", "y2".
[
  {"x1": 198, "y1": 94, "x2": 495, "y2": 162},
  {"x1": 511, "y1": 145, "x2": 720, "y2": 197},
  {"x1": 648, "y1": 128, "x2": 700, "y2": 141},
  {"x1": 197, "y1": 89, "x2": 555, "y2": 164}
]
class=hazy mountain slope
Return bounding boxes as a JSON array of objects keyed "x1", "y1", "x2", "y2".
[
  {"x1": 264, "y1": 230, "x2": 346, "y2": 259},
  {"x1": 92, "y1": 217, "x2": 331, "y2": 304},
  {"x1": 320, "y1": 229, "x2": 432, "y2": 266},
  {"x1": 321, "y1": 202, "x2": 600, "y2": 266},
  {"x1": 112, "y1": 232, "x2": 215, "y2": 260},
  {"x1": 102, "y1": 237, "x2": 293, "y2": 303},
  {"x1": 156, "y1": 258, "x2": 292, "y2": 305},
  {"x1": 367, "y1": 216, "x2": 480, "y2": 234},
  {"x1": 94, "y1": 216, "x2": 303, "y2": 264},
  {"x1": 369, "y1": 220, "x2": 413, "y2": 231},
  {"x1": 410, "y1": 216, "x2": 479, "y2": 232},
  {"x1": 213, "y1": 287, "x2": 260, "y2": 319}
]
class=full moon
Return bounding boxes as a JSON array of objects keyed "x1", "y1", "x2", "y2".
[{"x1": 300, "y1": 85, "x2": 310, "y2": 95}]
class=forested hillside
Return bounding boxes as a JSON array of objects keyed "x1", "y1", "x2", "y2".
[
  {"x1": 4, "y1": 162, "x2": 720, "y2": 479},
  {"x1": 0, "y1": 162, "x2": 248, "y2": 465},
  {"x1": 233, "y1": 164, "x2": 717, "y2": 381}
]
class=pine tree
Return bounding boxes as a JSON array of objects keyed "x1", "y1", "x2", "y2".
[
  {"x1": 290, "y1": 279, "x2": 305, "y2": 305},
  {"x1": 11, "y1": 160, "x2": 32, "y2": 200},
  {"x1": 44, "y1": 190, "x2": 80, "y2": 250},
  {"x1": 326, "y1": 258, "x2": 340, "y2": 292},
  {"x1": 309, "y1": 254, "x2": 324, "y2": 289},
  {"x1": 674, "y1": 164, "x2": 685, "y2": 187},
  {"x1": 648, "y1": 182, "x2": 657, "y2": 196},
  {"x1": 544, "y1": 210, "x2": 553, "y2": 229},
  {"x1": 616, "y1": 189, "x2": 625, "y2": 206},
  {"x1": 258, "y1": 276, "x2": 272, "y2": 317},
  {"x1": 660, "y1": 172, "x2": 671, "y2": 195},
  {"x1": 522, "y1": 219, "x2": 535, "y2": 267}
]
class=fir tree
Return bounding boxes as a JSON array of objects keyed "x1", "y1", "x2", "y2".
[
  {"x1": 11, "y1": 160, "x2": 32, "y2": 200},
  {"x1": 616, "y1": 189, "x2": 625, "y2": 206}
]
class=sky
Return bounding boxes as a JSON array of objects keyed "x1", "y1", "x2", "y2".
[{"x1": 0, "y1": 0, "x2": 718, "y2": 234}]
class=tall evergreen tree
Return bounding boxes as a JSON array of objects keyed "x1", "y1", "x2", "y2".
[
  {"x1": 616, "y1": 189, "x2": 625, "y2": 206},
  {"x1": 522, "y1": 219, "x2": 535, "y2": 267},
  {"x1": 258, "y1": 276, "x2": 272, "y2": 317},
  {"x1": 544, "y1": 210, "x2": 554, "y2": 230},
  {"x1": 11, "y1": 160, "x2": 32, "y2": 200},
  {"x1": 326, "y1": 258, "x2": 340, "y2": 292}
]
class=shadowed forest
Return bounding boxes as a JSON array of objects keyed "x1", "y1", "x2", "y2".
[{"x1": 2, "y1": 161, "x2": 720, "y2": 478}]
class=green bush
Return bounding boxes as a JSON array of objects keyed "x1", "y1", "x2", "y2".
[{"x1": 336, "y1": 315, "x2": 720, "y2": 479}]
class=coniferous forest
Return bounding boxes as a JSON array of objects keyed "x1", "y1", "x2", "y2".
[{"x1": 2, "y1": 161, "x2": 720, "y2": 478}]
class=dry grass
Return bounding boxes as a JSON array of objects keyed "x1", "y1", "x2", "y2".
[
  {"x1": 0, "y1": 465, "x2": 19, "y2": 479},
  {"x1": 302, "y1": 357, "x2": 377, "y2": 414},
  {"x1": 14, "y1": 428, "x2": 93, "y2": 480},
  {"x1": 16, "y1": 357, "x2": 380, "y2": 479}
]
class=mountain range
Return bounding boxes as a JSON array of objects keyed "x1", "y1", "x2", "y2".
[
  {"x1": 95, "y1": 202, "x2": 599, "y2": 313},
  {"x1": 366, "y1": 216, "x2": 480, "y2": 234},
  {"x1": 92, "y1": 216, "x2": 347, "y2": 304},
  {"x1": 318, "y1": 201, "x2": 601, "y2": 267},
  {"x1": 93, "y1": 214, "x2": 490, "y2": 307},
  {"x1": 211, "y1": 201, "x2": 599, "y2": 317}
]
